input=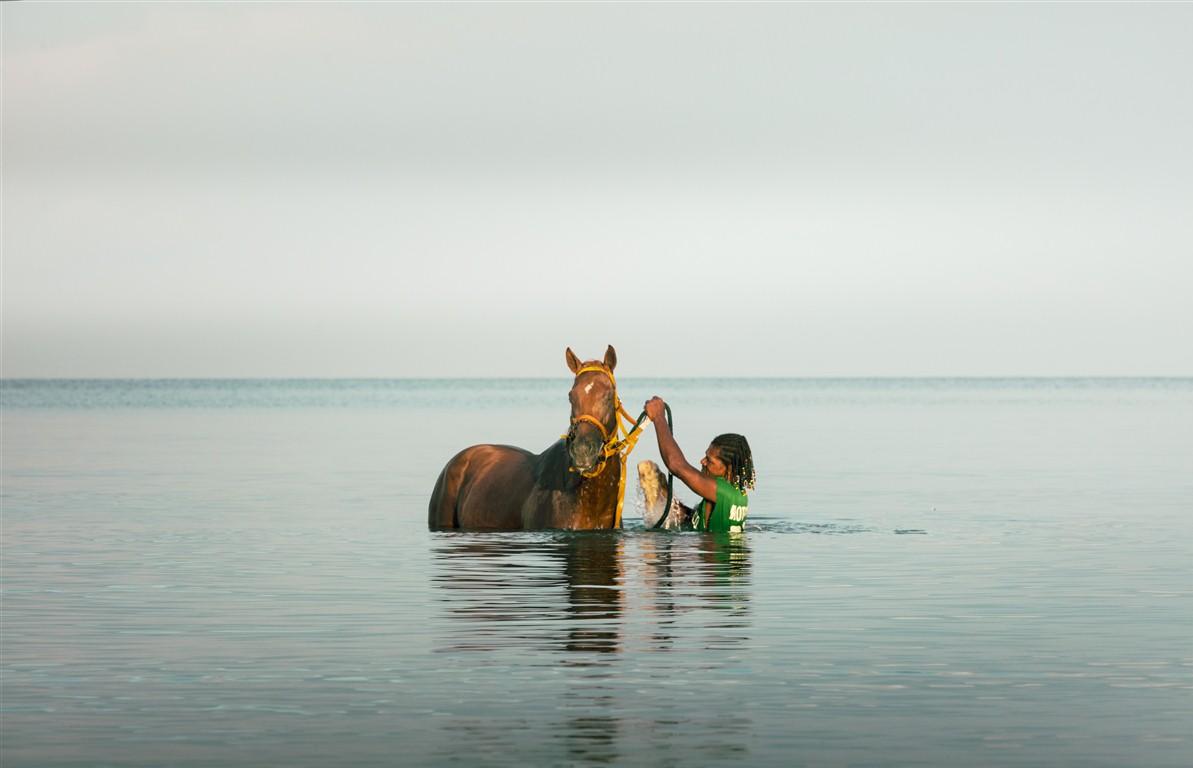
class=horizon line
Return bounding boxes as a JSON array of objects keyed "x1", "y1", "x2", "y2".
[{"x1": 3, "y1": 375, "x2": 1191, "y2": 382}]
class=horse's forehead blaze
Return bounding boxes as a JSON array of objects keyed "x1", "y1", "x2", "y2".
[
  {"x1": 569, "y1": 369, "x2": 615, "y2": 422},
  {"x1": 575, "y1": 378, "x2": 611, "y2": 403}
]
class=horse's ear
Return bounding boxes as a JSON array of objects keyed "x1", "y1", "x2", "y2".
[
  {"x1": 604, "y1": 345, "x2": 617, "y2": 371},
  {"x1": 566, "y1": 347, "x2": 582, "y2": 374}
]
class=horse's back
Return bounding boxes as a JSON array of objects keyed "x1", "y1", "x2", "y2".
[{"x1": 428, "y1": 444, "x2": 538, "y2": 530}]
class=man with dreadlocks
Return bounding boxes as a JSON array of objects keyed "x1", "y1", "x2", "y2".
[{"x1": 639, "y1": 396, "x2": 756, "y2": 532}]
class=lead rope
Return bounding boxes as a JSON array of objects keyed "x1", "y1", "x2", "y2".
[
  {"x1": 650, "y1": 403, "x2": 675, "y2": 530},
  {"x1": 608, "y1": 401, "x2": 674, "y2": 530},
  {"x1": 609, "y1": 403, "x2": 647, "y2": 530}
]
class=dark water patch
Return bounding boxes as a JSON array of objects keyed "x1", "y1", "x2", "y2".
[
  {"x1": 619, "y1": 518, "x2": 878, "y2": 535},
  {"x1": 745, "y1": 518, "x2": 875, "y2": 535}
]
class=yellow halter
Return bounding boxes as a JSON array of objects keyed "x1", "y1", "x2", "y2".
[{"x1": 563, "y1": 364, "x2": 648, "y2": 528}]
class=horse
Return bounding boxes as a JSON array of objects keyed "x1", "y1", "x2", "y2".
[{"x1": 428, "y1": 346, "x2": 629, "y2": 530}]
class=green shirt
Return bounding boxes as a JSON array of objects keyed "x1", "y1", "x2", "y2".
[{"x1": 693, "y1": 477, "x2": 749, "y2": 532}]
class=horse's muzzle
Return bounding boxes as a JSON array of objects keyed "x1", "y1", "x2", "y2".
[{"x1": 567, "y1": 435, "x2": 603, "y2": 475}]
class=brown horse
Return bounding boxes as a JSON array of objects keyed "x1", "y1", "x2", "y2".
[{"x1": 428, "y1": 346, "x2": 626, "y2": 530}]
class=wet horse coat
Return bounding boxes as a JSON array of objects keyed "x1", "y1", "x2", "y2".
[{"x1": 427, "y1": 346, "x2": 624, "y2": 530}]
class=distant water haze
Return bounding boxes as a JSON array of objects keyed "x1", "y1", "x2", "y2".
[{"x1": 3, "y1": 3, "x2": 1191, "y2": 377}]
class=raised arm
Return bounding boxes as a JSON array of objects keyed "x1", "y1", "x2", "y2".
[{"x1": 644, "y1": 397, "x2": 718, "y2": 503}]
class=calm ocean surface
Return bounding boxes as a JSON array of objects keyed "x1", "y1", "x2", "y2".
[{"x1": 3, "y1": 378, "x2": 1191, "y2": 767}]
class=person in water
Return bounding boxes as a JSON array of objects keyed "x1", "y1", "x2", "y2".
[{"x1": 639, "y1": 396, "x2": 756, "y2": 532}]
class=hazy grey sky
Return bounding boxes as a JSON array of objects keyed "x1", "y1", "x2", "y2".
[{"x1": 4, "y1": 2, "x2": 1191, "y2": 377}]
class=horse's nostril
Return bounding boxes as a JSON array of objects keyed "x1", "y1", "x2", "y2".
[{"x1": 569, "y1": 439, "x2": 601, "y2": 468}]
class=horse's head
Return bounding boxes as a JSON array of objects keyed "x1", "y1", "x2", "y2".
[{"x1": 564, "y1": 345, "x2": 618, "y2": 476}]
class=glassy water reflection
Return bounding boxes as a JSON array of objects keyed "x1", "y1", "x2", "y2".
[
  {"x1": 4, "y1": 379, "x2": 1190, "y2": 766},
  {"x1": 432, "y1": 531, "x2": 752, "y2": 654},
  {"x1": 427, "y1": 531, "x2": 756, "y2": 764}
]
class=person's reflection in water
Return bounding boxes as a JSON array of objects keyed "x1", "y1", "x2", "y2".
[
  {"x1": 624, "y1": 529, "x2": 756, "y2": 763},
  {"x1": 696, "y1": 531, "x2": 753, "y2": 658},
  {"x1": 701, "y1": 530, "x2": 752, "y2": 591},
  {"x1": 638, "y1": 531, "x2": 753, "y2": 654}
]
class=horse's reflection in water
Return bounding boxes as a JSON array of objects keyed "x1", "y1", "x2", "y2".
[
  {"x1": 430, "y1": 532, "x2": 626, "y2": 656},
  {"x1": 430, "y1": 531, "x2": 753, "y2": 652},
  {"x1": 428, "y1": 531, "x2": 753, "y2": 763},
  {"x1": 430, "y1": 532, "x2": 625, "y2": 762}
]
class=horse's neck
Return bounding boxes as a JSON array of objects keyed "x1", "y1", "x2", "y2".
[
  {"x1": 537, "y1": 441, "x2": 621, "y2": 521},
  {"x1": 537, "y1": 440, "x2": 616, "y2": 485},
  {"x1": 536, "y1": 440, "x2": 581, "y2": 493}
]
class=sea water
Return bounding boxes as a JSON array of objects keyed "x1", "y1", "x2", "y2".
[{"x1": 2, "y1": 378, "x2": 1191, "y2": 766}]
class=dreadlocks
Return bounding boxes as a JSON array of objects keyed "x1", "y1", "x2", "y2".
[{"x1": 710, "y1": 433, "x2": 756, "y2": 494}]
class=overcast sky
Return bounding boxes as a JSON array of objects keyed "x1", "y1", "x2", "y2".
[{"x1": 3, "y1": 2, "x2": 1191, "y2": 377}]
